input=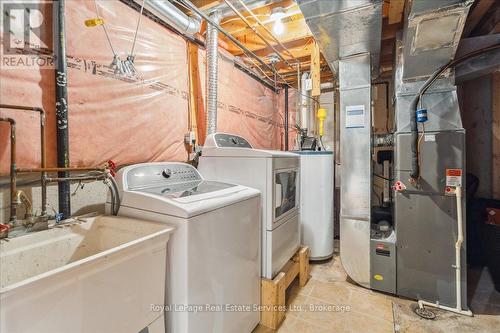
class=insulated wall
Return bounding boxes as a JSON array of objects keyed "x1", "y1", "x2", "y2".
[{"x1": 0, "y1": 0, "x2": 291, "y2": 174}]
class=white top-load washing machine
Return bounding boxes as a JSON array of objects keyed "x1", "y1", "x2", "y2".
[
  {"x1": 110, "y1": 162, "x2": 261, "y2": 333},
  {"x1": 199, "y1": 133, "x2": 300, "y2": 279}
]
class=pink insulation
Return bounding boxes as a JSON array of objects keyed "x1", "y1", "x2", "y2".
[{"x1": 0, "y1": 0, "x2": 295, "y2": 174}]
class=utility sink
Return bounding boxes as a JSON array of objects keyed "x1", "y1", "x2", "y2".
[{"x1": 0, "y1": 215, "x2": 175, "y2": 333}]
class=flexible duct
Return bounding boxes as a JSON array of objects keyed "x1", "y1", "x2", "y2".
[
  {"x1": 206, "y1": 12, "x2": 221, "y2": 136},
  {"x1": 136, "y1": 0, "x2": 201, "y2": 35}
]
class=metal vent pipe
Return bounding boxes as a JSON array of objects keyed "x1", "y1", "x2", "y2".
[
  {"x1": 134, "y1": 0, "x2": 201, "y2": 35},
  {"x1": 206, "y1": 12, "x2": 221, "y2": 136}
]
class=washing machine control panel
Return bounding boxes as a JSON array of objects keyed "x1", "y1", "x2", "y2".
[
  {"x1": 160, "y1": 165, "x2": 200, "y2": 183},
  {"x1": 126, "y1": 163, "x2": 201, "y2": 190},
  {"x1": 214, "y1": 133, "x2": 252, "y2": 148}
]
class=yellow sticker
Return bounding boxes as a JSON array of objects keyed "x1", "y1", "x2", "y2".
[{"x1": 374, "y1": 274, "x2": 384, "y2": 281}]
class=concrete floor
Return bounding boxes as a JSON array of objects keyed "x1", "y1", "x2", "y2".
[{"x1": 254, "y1": 245, "x2": 500, "y2": 333}]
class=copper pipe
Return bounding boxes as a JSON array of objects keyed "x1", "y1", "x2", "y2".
[
  {"x1": 0, "y1": 117, "x2": 16, "y2": 224},
  {"x1": 17, "y1": 167, "x2": 105, "y2": 173},
  {"x1": 45, "y1": 175, "x2": 105, "y2": 183},
  {"x1": 1, "y1": 104, "x2": 47, "y2": 218}
]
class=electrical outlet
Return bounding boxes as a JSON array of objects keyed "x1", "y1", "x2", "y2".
[{"x1": 184, "y1": 131, "x2": 196, "y2": 145}]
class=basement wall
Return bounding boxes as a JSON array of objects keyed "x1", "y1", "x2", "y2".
[
  {"x1": 459, "y1": 74, "x2": 493, "y2": 199},
  {"x1": 0, "y1": 0, "x2": 297, "y2": 222}
]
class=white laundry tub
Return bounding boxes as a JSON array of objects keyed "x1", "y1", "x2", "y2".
[{"x1": 0, "y1": 215, "x2": 175, "y2": 333}]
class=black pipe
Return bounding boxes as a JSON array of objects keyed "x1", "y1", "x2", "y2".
[
  {"x1": 55, "y1": 0, "x2": 71, "y2": 218},
  {"x1": 284, "y1": 86, "x2": 289, "y2": 151},
  {"x1": 234, "y1": 62, "x2": 278, "y2": 93},
  {"x1": 409, "y1": 43, "x2": 500, "y2": 181}
]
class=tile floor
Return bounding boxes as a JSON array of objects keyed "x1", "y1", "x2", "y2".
[{"x1": 253, "y1": 245, "x2": 500, "y2": 333}]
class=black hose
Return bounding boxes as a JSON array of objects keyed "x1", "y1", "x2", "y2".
[
  {"x1": 108, "y1": 175, "x2": 121, "y2": 215},
  {"x1": 373, "y1": 173, "x2": 394, "y2": 182},
  {"x1": 409, "y1": 43, "x2": 500, "y2": 181},
  {"x1": 107, "y1": 181, "x2": 116, "y2": 216}
]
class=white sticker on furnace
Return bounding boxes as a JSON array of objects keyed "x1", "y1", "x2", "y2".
[
  {"x1": 424, "y1": 134, "x2": 436, "y2": 142},
  {"x1": 345, "y1": 105, "x2": 365, "y2": 128},
  {"x1": 446, "y1": 169, "x2": 462, "y2": 187}
]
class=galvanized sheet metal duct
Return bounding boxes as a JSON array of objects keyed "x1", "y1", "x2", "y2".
[
  {"x1": 394, "y1": 0, "x2": 473, "y2": 133},
  {"x1": 297, "y1": 0, "x2": 383, "y2": 75},
  {"x1": 298, "y1": 0, "x2": 383, "y2": 287},
  {"x1": 399, "y1": 0, "x2": 473, "y2": 81},
  {"x1": 134, "y1": 0, "x2": 201, "y2": 35},
  {"x1": 206, "y1": 12, "x2": 221, "y2": 136}
]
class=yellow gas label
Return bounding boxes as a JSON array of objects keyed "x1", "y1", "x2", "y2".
[{"x1": 374, "y1": 274, "x2": 384, "y2": 281}]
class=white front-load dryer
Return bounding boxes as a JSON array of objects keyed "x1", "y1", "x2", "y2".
[
  {"x1": 198, "y1": 133, "x2": 301, "y2": 279},
  {"x1": 109, "y1": 162, "x2": 261, "y2": 333}
]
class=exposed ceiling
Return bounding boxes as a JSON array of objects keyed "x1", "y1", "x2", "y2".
[{"x1": 186, "y1": 0, "x2": 498, "y2": 87}]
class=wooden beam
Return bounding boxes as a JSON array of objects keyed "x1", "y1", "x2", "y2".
[
  {"x1": 382, "y1": 21, "x2": 401, "y2": 40},
  {"x1": 189, "y1": 0, "x2": 223, "y2": 11},
  {"x1": 493, "y1": 71, "x2": 500, "y2": 199},
  {"x1": 311, "y1": 41, "x2": 321, "y2": 97},
  {"x1": 388, "y1": 0, "x2": 405, "y2": 24},
  {"x1": 477, "y1": 7, "x2": 500, "y2": 35},
  {"x1": 234, "y1": 36, "x2": 313, "y2": 59},
  {"x1": 187, "y1": 42, "x2": 203, "y2": 145},
  {"x1": 222, "y1": 15, "x2": 311, "y2": 54},
  {"x1": 462, "y1": 0, "x2": 495, "y2": 37}
]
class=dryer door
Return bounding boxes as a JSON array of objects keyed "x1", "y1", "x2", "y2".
[{"x1": 273, "y1": 168, "x2": 299, "y2": 228}]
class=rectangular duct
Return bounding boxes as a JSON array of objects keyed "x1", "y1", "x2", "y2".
[
  {"x1": 339, "y1": 53, "x2": 372, "y2": 287},
  {"x1": 298, "y1": 0, "x2": 382, "y2": 288},
  {"x1": 297, "y1": 0, "x2": 383, "y2": 75}
]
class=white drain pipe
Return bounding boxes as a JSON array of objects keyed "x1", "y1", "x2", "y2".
[{"x1": 418, "y1": 185, "x2": 473, "y2": 316}]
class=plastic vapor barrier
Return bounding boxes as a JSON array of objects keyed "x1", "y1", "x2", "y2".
[{"x1": 0, "y1": 0, "x2": 296, "y2": 174}]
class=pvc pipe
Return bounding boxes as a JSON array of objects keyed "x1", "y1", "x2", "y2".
[
  {"x1": 455, "y1": 186, "x2": 464, "y2": 312},
  {"x1": 417, "y1": 185, "x2": 473, "y2": 317},
  {"x1": 418, "y1": 300, "x2": 472, "y2": 316}
]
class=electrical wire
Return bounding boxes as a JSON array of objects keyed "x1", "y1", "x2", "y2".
[
  {"x1": 409, "y1": 43, "x2": 500, "y2": 180},
  {"x1": 93, "y1": 0, "x2": 117, "y2": 56},
  {"x1": 130, "y1": 0, "x2": 147, "y2": 57},
  {"x1": 373, "y1": 173, "x2": 394, "y2": 182}
]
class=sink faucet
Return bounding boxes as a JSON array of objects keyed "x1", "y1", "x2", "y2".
[{"x1": 15, "y1": 190, "x2": 32, "y2": 219}]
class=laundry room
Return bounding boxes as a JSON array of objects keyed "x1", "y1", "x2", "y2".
[{"x1": 0, "y1": 0, "x2": 499, "y2": 332}]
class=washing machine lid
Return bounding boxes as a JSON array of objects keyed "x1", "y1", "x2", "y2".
[
  {"x1": 116, "y1": 162, "x2": 260, "y2": 218},
  {"x1": 202, "y1": 132, "x2": 298, "y2": 158},
  {"x1": 139, "y1": 179, "x2": 235, "y2": 199},
  {"x1": 293, "y1": 151, "x2": 333, "y2": 155}
]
